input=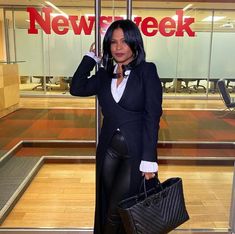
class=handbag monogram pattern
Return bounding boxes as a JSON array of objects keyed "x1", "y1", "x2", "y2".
[{"x1": 118, "y1": 177, "x2": 189, "y2": 234}]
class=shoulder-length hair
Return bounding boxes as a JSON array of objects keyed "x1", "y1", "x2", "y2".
[{"x1": 102, "y1": 19, "x2": 146, "y2": 74}]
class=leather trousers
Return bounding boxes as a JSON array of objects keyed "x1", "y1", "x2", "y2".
[{"x1": 102, "y1": 131, "x2": 131, "y2": 234}]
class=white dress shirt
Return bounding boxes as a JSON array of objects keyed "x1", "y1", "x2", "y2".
[{"x1": 86, "y1": 52, "x2": 158, "y2": 173}]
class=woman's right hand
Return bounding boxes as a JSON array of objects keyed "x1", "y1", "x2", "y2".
[{"x1": 89, "y1": 42, "x2": 102, "y2": 58}]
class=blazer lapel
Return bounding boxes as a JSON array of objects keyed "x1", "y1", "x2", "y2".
[{"x1": 118, "y1": 69, "x2": 136, "y2": 104}]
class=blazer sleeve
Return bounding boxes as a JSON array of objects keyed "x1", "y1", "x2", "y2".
[
  {"x1": 70, "y1": 55, "x2": 100, "y2": 97},
  {"x1": 142, "y1": 63, "x2": 162, "y2": 162}
]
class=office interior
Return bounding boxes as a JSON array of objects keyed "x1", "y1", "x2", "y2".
[
  {"x1": 3, "y1": 2, "x2": 235, "y2": 97},
  {"x1": 0, "y1": 0, "x2": 234, "y2": 234}
]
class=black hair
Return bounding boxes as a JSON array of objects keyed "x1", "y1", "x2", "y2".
[{"x1": 102, "y1": 19, "x2": 146, "y2": 74}]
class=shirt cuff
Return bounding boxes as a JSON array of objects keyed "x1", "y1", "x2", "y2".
[
  {"x1": 139, "y1": 161, "x2": 158, "y2": 173},
  {"x1": 86, "y1": 51, "x2": 101, "y2": 64}
]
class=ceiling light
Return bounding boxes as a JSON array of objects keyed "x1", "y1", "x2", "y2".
[
  {"x1": 45, "y1": 1, "x2": 68, "y2": 18},
  {"x1": 221, "y1": 22, "x2": 234, "y2": 28},
  {"x1": 202, "y1": 16, "x2": 226, "y2": 22},
  {"x1": 183, "y1": 4, "x2": 193, "y2": 11},
  {"x1": 171, "y1": 15, "x2": 191, "y2": 21}
]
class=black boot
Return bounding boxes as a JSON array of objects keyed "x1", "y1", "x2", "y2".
[
  {"x1": 103, "y1": 216, "x2": 126, "y2": 234},
  {"x1": 103, "y1": 220, "x2": 121, "y2": 234}
]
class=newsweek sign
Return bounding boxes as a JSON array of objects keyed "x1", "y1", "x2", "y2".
[{"x1": 27, "y1": 7, "x2": 195, "y2": 37}]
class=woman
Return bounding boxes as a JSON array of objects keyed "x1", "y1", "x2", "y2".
[{"x1": 70, "y1": 19, "x2": 162, "y2": 234}]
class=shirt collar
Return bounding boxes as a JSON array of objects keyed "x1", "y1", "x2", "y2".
[{"x1": 113, "y1": 64, "x2": 131, "y2": 78}]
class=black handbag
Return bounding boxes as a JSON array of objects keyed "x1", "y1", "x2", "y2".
[{"x1": 118, "y1": 177, "x2": 189, "y2": 234}]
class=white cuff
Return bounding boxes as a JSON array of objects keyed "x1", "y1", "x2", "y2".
[
  {"x1": 86, "y1": 51, "x2": 101, "y2": 63},
  {"x1": 139, "y1": 161, "x2": 158, "y2": 173}
]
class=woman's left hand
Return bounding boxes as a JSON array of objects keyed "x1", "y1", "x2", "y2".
[{"x1": 142, "y1": 172, "x2": 155, "y2": 180}]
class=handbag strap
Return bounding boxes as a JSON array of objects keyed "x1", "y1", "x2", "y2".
[{"x1": 139, "y1": 176, "x2": 164, "y2": 199}]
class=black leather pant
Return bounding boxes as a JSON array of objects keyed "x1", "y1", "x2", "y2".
[{"x1": 102, "y1": 131, "x2": 131, "y2": 234}]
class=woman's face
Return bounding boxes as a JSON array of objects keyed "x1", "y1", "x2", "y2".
[{"x1": 110, "y1": 28, "x2": 134, "y2": 65}]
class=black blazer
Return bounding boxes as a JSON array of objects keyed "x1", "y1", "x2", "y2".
[{"x1": 70, "y1": 55, "x2": 162, "y2": 234}]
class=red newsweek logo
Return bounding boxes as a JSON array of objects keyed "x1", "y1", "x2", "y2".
[{"x1": 27, "y1": 7, "x2": 195, "y2": 37}]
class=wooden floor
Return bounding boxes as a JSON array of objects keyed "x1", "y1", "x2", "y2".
[
  {"x1": 0, "y1": 163, "x2": 233, "y2": 229},
  {"x1": 19, "y1": 96, "x2": 226, "y2": 110},
  {"x1": 0, "y1": 97, "x2": 234, "y2": 230}
]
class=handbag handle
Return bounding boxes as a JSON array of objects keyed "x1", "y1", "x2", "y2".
[{"x1": 138, "y1": 176, "x2": 164, "y2": 199}]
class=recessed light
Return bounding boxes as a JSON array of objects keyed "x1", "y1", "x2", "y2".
[{"x1": 202, "y1": 16, "x2": 226, "y2": 22}]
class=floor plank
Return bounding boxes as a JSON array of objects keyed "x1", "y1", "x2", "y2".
[{"x1": 1, "y1": 163, "x2": 233, "y2": 229}]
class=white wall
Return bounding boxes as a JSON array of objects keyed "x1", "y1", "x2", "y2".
[
  {"x1": 210, "y1": 32, "x2": 235, "y2": 79},
  {"x1": 15, "y1": 28, "x2": 94, "y2": 77}
]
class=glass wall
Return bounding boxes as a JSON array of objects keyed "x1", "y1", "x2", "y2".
[
  {"x1": 209, "y1": 10, "x2": 235, "y2": 96},
  {"x1": 132, "y1": 6, "x2": 235, "y2": 98},
  {"x1": 1, "y1": 3, "x2": 234, "y2": 98},
  {"x1": 5, "y1": 6, "x2": 95, "y2": 95}
]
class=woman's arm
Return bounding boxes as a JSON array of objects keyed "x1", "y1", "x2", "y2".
[
  {"x1": 142, "y1": 62, "x2": 163, "y2": 163},
  {"x1": 70, "y1": 55, "x2": 100, "y2": 97}
]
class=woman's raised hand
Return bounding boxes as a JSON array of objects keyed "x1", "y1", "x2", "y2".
[
  {"x1": 89, "y1": 42, "x2": 102, "y2": 58},
  {"x1": 89, "y1": 42, "x2": 96, "y2": 53}
]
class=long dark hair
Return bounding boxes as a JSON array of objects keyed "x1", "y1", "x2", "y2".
[{"x1": 102, "y1": 19, "x2": 146, "y2": 74}]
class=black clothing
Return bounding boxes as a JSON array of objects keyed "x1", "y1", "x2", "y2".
[
  {"x1": 70, "y1": 55, "x2": 162, "y2": 234},
  {"x1": 103, "y1": 131, "x2": 132, "y2": 234}
]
